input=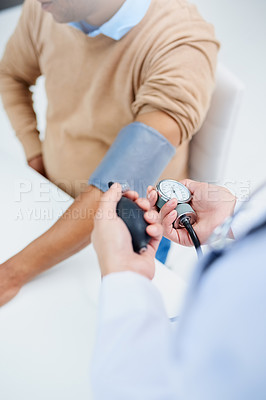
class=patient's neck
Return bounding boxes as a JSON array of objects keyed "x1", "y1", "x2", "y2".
[{"x1": 85, "y1": 0, "x2": 125, "y2": 26}]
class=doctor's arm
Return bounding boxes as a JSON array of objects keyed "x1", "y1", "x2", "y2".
[
  {"x1": 91, "y1": 184, "x2": 266, "y2": 400},
  {"x1": 91, "y1": 184, "x2": 177, "y2": 400}
]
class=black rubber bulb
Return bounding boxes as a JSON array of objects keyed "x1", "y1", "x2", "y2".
[{"x1": 108, "y1": 182, "x2": 151, "y2": 253}]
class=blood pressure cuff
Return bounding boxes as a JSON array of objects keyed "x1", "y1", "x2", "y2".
[{"x1": 88, "y1": 122, "x2": 176, "y2": 197}]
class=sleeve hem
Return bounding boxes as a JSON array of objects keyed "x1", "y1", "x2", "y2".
[{"x1": 100, "y1": 271, "x2": 168, "y2": 321}]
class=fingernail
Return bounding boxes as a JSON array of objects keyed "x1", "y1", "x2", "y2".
[
  {"x1": 121, "y1": 183, "x2": 130, "y2": 193},
  {"x1": 148, "y1": 190, "x2": 156, "y2": 200}
]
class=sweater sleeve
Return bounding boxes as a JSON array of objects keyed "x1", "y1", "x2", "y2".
[
  {"x1": 0, "y1": 0, "x2": 42, "y2": 161},
  {"x1": 132, "y1": 13, "x2": 219, "y2": 144}
]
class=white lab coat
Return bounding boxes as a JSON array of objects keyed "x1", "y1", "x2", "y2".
[{"x1": 91, "y1": 222, "x2": 266, "y2": 400}]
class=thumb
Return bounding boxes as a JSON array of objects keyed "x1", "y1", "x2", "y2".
[{"x1": 97, "y1": 183, "x2": 123, "y2": 219}]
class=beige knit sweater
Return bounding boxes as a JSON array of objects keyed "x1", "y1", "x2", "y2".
[{"x1": 0, "y1": 0, "x2": 219, "y2": 197}]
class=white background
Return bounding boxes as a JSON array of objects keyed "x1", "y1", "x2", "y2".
[{"x1": 195, "y1": 0, "x2": 266, "y2": 189}]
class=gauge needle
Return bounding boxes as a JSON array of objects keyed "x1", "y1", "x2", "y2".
[{"x1": 172, "y1": 188, "x2": 177, "y2": 199}]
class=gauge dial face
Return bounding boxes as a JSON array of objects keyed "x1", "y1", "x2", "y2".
[{"x1": 158, "y1": 180, "x2": 191, "y2": 203}]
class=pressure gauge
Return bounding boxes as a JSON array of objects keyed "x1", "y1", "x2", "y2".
[
  {"x1": 156, "y1": 179, "x2": 197, "y2": 228},
  {"x1": 156, "y1": 180, "x2": 192, "y2": 206}
]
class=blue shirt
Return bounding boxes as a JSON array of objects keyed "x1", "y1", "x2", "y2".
[{"x1": 69, "y1": 0, "x2": 152, "y2": 40}]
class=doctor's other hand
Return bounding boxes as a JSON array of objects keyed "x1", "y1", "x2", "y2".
[
  {"x1": 147, "y1": 179, "x2": 236, "y2": 247},
  {"x1": 92, "y1": 183, "x2": 163, "y2": 280}
]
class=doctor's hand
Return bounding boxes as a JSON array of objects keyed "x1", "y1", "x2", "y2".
[
  {"x1": 92, "y1": 183, "x2": 163, "y2": 280},
  {"x1": 147, "y1": 179, "x2": 236, "y2": 247}
]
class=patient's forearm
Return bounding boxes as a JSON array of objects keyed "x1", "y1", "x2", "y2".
[{"x1": 7, "y1": 185, "x2": 102, "y2": 284}]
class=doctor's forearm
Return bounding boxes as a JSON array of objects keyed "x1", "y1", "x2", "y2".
[
  {"x1": 92, "y1": 273, "x2": 176, "y2": 400},
  {"x1": 5, "y1": 185, "x2": 102, "y2": 284}
]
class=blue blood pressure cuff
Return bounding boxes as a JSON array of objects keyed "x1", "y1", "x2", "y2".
[{"x1": 88, "y1": 122, "x2": 176, "y2": 197}]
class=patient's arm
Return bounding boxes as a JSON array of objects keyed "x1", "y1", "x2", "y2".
[
  {"x1": 0, "y1": 185, "x2": 102, "y2": 306},
  {"x1": 0, "y1": 109, "x2": 181, "y2": 307}
]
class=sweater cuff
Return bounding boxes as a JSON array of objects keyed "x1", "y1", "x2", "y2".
[{"x1": 18, "y1": 131, "x2": 42, "y2": 161}]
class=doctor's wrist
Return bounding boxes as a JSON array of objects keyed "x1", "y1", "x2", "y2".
[{"x1": 98, "y1": 253, "x2": 156, "y2": 281}]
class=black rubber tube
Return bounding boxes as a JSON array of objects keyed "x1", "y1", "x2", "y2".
[{"x1": 180, "y1": 216, "x2": 203, "y2": 258}]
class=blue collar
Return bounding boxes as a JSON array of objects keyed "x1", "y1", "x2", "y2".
[{"x1": 69, "y1": 0, "x2": 152, "y2": 41}]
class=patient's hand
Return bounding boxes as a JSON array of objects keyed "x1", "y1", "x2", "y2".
[
  {"x1": 147, "y1": 179, "x2": 236, "y2": 247},
  {"x1": 28, "y1": 154, "x2": 46, "y2": 178},
  {"x1": 0, "y1": 261, "x2": 22, "y2": 306}
]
